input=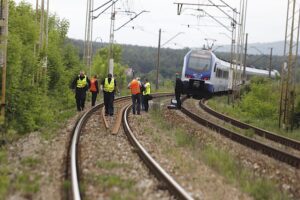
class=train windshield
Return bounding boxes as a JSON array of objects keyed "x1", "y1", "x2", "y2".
[{"x1": 187, "y1": 52, "x2": 211, "y2": 73}]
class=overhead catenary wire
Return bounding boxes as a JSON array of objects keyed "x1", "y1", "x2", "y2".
[
  {"x1": 114, "y1": 10, "x2": 149, "y2": 31},
  {"x1": 92, "y1": 0, "x2": 119, "y2": 20},
  {"x1": 91, "y1": 0, "x2": 112, "y2": 13}
]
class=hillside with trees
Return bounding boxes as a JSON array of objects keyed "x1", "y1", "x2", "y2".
[{"x1": 70, "y1": 39, "x2": 290, "y2": 80}]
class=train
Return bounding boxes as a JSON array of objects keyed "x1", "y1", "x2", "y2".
[{"x1": 180, "y1": 49, "x2": 280, "y2": 97}]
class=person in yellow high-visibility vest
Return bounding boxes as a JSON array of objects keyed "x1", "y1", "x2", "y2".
[
  {"x1": 101, "y1": 73, "x2": 117, "y2": 116},
  {"x1": 71, "y1": 71, "x2": 90, "y2": 111},
  {"x1": 142, "y1": 79, "x2": 151, "y2": 112}
]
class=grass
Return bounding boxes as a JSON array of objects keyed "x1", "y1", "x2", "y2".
[
  {"x1": 15, "y1": 173, "x2": 40, "y2": 197},
  {"x1": 63, "y1": 180, "x2": 71, "y2": 190},
  {"x1": 208, "y1": 96, "x2": 300, "y2": 141},
  {"x1": 148, "y1": 108, "x2": 290, "y2": 200},
  {"x1": 0, "y1": 150, "x2": 9, "y2": 200},
  {"x1": 0, "y1": 151, "x2": 41, "y2": 199},
  {"x1": 41, "y1": 108, "x2": 76, "y2": 141},
  {"x1": 96, "y1": 175, "x2": 135, "y2": 190},
  {"x1": 202, "y1": 145, "x2": 289, "y2": 200},
  {"x1": 20, "y1": 157, "x2": 40, "y2": 168}
]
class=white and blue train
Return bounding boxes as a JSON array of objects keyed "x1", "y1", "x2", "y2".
[{"x1": 181, "y1": 49, "x2": 279, "y2": 97}]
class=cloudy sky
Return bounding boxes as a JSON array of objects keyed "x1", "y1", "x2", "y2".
[{"x1": 14, "y1": 0, "x2": 287, "y2": 49}]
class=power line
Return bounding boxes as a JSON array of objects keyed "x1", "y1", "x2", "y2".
[{"x1": 114, "y1": 10, "x2": 149, "y2": 31}]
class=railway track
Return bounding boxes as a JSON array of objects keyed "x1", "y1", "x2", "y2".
[
  {"x1": 200, "y1": 99, "x2": 300, "y2": 151},
  {"x1": 65, "y1": 93, "x2": 192, "y2": 200},
  {"x1": 181, "y1": 98, "x2": 300, "y2": 169}
]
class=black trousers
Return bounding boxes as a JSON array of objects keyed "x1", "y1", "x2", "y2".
[
  {"x1": 131, "y1": 93, "x2": 141, "y2": 114},
  {"x1": 91, "y1": 92, "x2": 98, "y2": 106},
  {"x1": 104, "y1": 91, "x2": 114, "y2": 115},
  {"x1": 143, "y1": 95, "x2": 149, "y2": 112},
  {"x1": 141, "y1": 95, "x2": 145, "y2": 110},
  {"x1": 175, "y1": 91, "x2": 181, "y2": 109},
  {"x1": 75, "y1": 88, "x2": 86, "y2": 111}
]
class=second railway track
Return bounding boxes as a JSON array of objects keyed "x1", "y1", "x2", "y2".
[{"x1": 181, "y1": 98, "x2": 300, "y2": 169}]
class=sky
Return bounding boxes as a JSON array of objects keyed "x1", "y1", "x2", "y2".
[{"x1": 14, "y1": 0, "x2": 287, "y2": 49}]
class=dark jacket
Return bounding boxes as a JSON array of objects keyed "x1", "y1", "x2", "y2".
[{"x1": 175, "y1": 78, "x2": 183, "y2": 94}]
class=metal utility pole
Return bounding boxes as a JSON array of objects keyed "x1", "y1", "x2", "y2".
[
  {"x1": 39, "y1": 0, "x2": 45, "y2": 52},
  {"x1": 232, "y1": 0, "x2": 248, "y2": 101},
  {"x1": 279, "y1": 0, "x2": 300, "y2": 130},
  {"x1": 268, "y1": 47, "x2": 273, "y2": 78},
  {"x1": 156, "y1": 28, "x2": 161, "y2": 90},
  {"x1": 34, "y1": 0, "x2": 39, "y2": 57},
  {"x1": 228, "y1": 9, "x2": 237, "y2": 104},
  {"x1": 108, "y1": 0, "x2": 116, "y2": 76},
  {"x1": 0, "y1": 0, "x2": 8, "y2": 123},
  {"x1": 243, "y1": 33, "x2": 248, "y2": 83},
  {"x1": 84, "y1": 0, "x2": 94, "y2": 77}
]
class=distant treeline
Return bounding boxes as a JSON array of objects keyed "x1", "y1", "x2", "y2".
[
  {"x1": 69, "y1": 38, "x2": 189, "y2": 78},
  {"x1": 69, "y1": 38, "x2": 295, "y2": 79}
]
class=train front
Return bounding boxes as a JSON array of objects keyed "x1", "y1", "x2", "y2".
[{"x1": 181, "y1": 49, "x2": 213, "y2": 98}]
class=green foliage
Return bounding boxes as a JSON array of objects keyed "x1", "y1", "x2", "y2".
[
  {"x1": 4, "y1": 1, "x2": 82, "y2": 133},
  {"x1": 20, "y1": 157, "x2": 40, "y2": 168},
  {"x1": 70, "y1": 39, "x2": 189, "y2": 79},
  {"x1": 0, "y1": 150, "x2": 9, "y2": 199},
  {"x1": 202, "y1": 145, "x2": 289, "y2": 200},
  {"x1": 91, "y1": 45, "x2": 128, "y2": 91},
  {"x1": 15, "y1": 173, "x2": 40, "y2": 195},
  {"x1": 96, "y1": 175, "x2": 135, "y2": 190},
  {"x1": 209, "y1": 79, "x2": 300, "y2": 140},
  {"x1": 239, "y1": 77, "x2": 279, "y2": 120}
]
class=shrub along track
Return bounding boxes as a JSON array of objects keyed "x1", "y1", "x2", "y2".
[
  {"x1": 179, "y1": 98, "x2": 300, "y2": 198},
  {"x1": 65, "y1": 94, "x2": 192, "y2": 200}
]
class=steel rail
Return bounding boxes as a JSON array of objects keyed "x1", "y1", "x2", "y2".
[
  {"x1": 69, "y1": 94, "x2": 172, "y2": 200},
  {"x1": 70, "y1": 96, "x2": 130, "y2": 200},
  {"x1": 181, "y1": 103, "x2": 300, "y2": 168},
  {"x1": 123, "y1": 103, "x2": 193, "y2": 200},
  {"x1": 200, "y1": 100, "x2": 300, "y2": 151}
]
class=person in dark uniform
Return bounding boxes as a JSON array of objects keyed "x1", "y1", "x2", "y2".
[
  {"x1": 101, "y1": 73, "x2": 117, "y2": 116},
  {"x1": 72, "y1": 71, "x2": 90, "y2": 111},
  {"x1": 175, "y1": 73, "x2": 183, "y2": 109},
  {"x1": 89, "y1": 75, "x2": 99, "y2": 106}
]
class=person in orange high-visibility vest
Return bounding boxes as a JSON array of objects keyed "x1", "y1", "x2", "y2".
[
  {"x1": 89, "y1": 75, "x2": 99, "y2": 106},
  {"x1": 128, "y1": 77, "x2": 142, "y2": 115}
]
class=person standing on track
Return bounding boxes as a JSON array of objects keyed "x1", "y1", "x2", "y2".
[
  {"x1": 89, "y1": 75, "x2": 99, "y2": 106},
  {"x1": 175, "y1": 73, "x2": 183, "y2": 109},
  {"x1": 72, "y1": 71, "x2": 90, "y2": 111},
  {"x1": 142, "y1": 79, "x2": 151, "y2": 112},
  {"x1": 128, "y1": 77, "x2": 142, "y2": 115},
  {"x1": 101, "y1": 73, "x2": 117, "y2": 116}
]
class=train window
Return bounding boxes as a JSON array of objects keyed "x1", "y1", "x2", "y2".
[
  {"x1": 223, "y1": 71, "x2": 229, "y2": 79},
  {"x1": 214, "y1": 63, "x2": 217, "y2": 72},
  {"x1": 216, "y1": 68, "x2": 222, "y2": 78}
]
